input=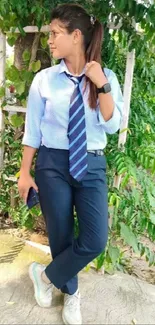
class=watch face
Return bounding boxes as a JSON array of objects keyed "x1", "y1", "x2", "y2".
[
  {"x1": 104, "y1": 83, "x2": 111, "y2": 93},
  {"x1": 97, "y1": 83, "x2": 111, "y2": 94}
]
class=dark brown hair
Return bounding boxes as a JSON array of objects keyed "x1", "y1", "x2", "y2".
[{"x1": 51, "y1": 3, "x2": 103, "y2": 109}]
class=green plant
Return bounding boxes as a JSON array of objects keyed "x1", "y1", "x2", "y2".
[{"x1": 8, "y1": 203, "x2": 42, "y2": 229}]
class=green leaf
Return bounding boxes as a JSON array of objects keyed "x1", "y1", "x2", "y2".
[
  {"x1": 17, "y1": 24, "x2": 26, "y2": 36},
  {"x1": 148, "y1": 194, "x2": 155, "y2": 208},
  {"x1": 141, "y1": 217, "x2": 147, "y2": 230},
  {"x1": 150, "y1": 212, "x2": 155, "y2": 225},
  {"x1": 120, "y1": 128, "x2": 132, "y2": 135},
  {"x1": 152, "y1": 159, "x2": 155, "y2": 173},
  {"x1": 96, "y1": 252, "x2": 105, "y2": 270},
  {"x1": 20, "y1": 70, "x2": 33, "y2": 83},
  {"x1": 149, "y1": 251, "x2": 154, "y2": 267},
  {"x1": 144, "y1": 156, "x2": 150, "y2": 169},
  {"x1": 40, "y1": 36, "x2": 48, "y2": 49},
  {"x1": 121, "y1": 173, "x2": 130, "y2": 188},
  {"x1": 116, "y1": 196, "x2": 120, "y2": 209},
  {"x1": 145, "y1": 247, "x2": 150, "y2": 262},
  {"x1": 115, "y1": 156, "x2": 124, "y2": 165},
  {"x1": 22, "y1": 50, "x2": 31, "y2": 62},
  {"x1": 6, "y1": 65, "x2": 19, "y2": 83},
  {"x1": 108, "y1": 245, "x2": 120, "y2": 265},
  {"x1": 21, "y1": 99, "x2": 27, "y2": 107},
  {"x1": 118, "y1": 167, "x2": 127, "y2": 175},
  {"x1": 120, "y1": 222, "x2": 139, "y2": 254},
  {"x1": 30, "y1": 60, "x2": 41, "y2": 73},
  {"x1": 85, "y1": 264, "x2": 91, "y2": 272},
  {"x1": 31, "y1": 7, "x2": 36, "y2": 14},
  {"x1": 10, "y1": 114, "x2": 24, "y2": 128},
  {"x1": 0, "y1": 87, "x2": 5, "y2": 98},
  {"x1": 117, "y1": 161, "x2": 125, "y2": 170},
  {"x1": 147, "y1": 221, "x2": 153, "y2": 239},
  {"x1": 139, "y1": 244, "x2": 145, "y2": 257},
  {"x1": 7, "y1": 36, "x2": 16, "y2": 47},
  {"x1": 109, "y1": 193, "x2": 116, "y2": 206},
  {"x1": 15, "y1": 82, "x2": 25, "y2": 95}
]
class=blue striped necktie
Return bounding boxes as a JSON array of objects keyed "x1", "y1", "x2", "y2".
[{"x1": 65, "y1": 72, "x2": 88, "y2": 182}]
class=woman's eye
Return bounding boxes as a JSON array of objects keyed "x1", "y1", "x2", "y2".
[{"x1": 49, "y1": 31, "x2": 57, "y2": 37}]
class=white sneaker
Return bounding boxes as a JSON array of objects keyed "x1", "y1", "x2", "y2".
[
  {"x1": 62, "y1": 289, "x2": 82, "y2": 324},
  {"x1": 29, "y1": 262, "x2": 54, "y2": 308}
]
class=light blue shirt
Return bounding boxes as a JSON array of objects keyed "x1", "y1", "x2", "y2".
[{"x1": 22, "y1": 59, "x2": 124, "y2": 150}]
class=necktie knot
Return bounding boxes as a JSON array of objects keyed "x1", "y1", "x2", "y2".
[{"x1": 65, "y1": 72, "x2": 85, "y2": 85}]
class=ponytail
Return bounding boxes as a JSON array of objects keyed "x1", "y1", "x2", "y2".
[{"x1": 86, "y1": 20, "x2": 103, "y2": 109}]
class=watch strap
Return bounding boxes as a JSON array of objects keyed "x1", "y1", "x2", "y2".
[{"x1": 97, "y1": 83, "x2": 111, "y2": 94}]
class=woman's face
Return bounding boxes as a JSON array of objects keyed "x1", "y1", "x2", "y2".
[
  {"x1": 48, "y1": 19, "x2": 83, "y2": 60},
  {"x1": 48, "y1": 19, "x2": 74, "y2": 59}
]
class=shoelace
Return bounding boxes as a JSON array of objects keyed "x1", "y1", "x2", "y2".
[
  {"x1": 44, "y1": 284, "x2": 53, "y2": 299},
  {"x1": 64, "y1": 293, "x2": 80, "y2": 309}
]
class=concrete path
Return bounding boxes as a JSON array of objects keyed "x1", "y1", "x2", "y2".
[{"x1": 0, "y1": 231, "x2": 155, "y2": 324}]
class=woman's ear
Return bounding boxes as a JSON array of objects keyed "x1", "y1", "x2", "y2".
[{"x1": 73, "y1": 29, "x2": 82, "y2": 44}]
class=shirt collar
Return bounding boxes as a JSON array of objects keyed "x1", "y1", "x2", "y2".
[{"x1": 58, "y1": 59, "x2": 86, "y2": 76}]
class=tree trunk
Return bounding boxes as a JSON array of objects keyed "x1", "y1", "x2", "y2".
[{"x1": 14, "y1": 33, "x2": 51, "y2": 70}]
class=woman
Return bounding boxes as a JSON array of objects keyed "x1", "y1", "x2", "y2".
[{"x1": 18, "y1": 3, "x2": 123, "y2": 324}]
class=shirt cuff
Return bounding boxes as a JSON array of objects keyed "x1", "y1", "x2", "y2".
[
  {"x1": 97, "y1": 104, "x2": 122, "y2": 134},
  {"x1": 22, "y1": 135, "x2": 41, "y2": 148}
]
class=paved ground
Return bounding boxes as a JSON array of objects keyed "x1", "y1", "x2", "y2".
[{"x1": 0, "y1": 231, "x2": 155, "y2": 324}]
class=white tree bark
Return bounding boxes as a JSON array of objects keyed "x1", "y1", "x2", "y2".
[
  {"x1": 113, "y1": 50, "x2": 135, "y2": 189},
  {"x1": 3, "y1": 105, "x2": 26, "y2": 113},
  {"x1": 0, "y1": 31, "x2": 6, "y2": 169}
]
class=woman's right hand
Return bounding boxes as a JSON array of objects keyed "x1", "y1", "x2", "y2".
[{"x1": 18, "y1": 172, "x2": 38, "y2": 204}]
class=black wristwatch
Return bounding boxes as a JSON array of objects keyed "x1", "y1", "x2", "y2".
[{"x1": 97, "y1": 83, "x2": 111, "y2": 94}]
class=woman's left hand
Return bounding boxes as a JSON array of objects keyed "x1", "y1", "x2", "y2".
[{"x1": 85, "y1": 61, "x2": 108, "y2": 88}]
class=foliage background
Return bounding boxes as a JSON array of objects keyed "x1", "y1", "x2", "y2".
[{"x1": 0, "y1": 0, "x2": 155, "y2": 272}]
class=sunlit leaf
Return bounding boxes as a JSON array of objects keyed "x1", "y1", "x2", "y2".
[
  {"x1": 15, "y1": 82, "x2": 25, "y2": 95},
  {"x1": 22, "y1": 50, "x2": 31, "y2": 62},
  {"x1": 108, "y1": 245, "x2": 120, "y2": 265},
  {"x1": 120, "y1": 223, "x2": 139, "y2": 254},
  {"x1": 10, "y1": 114, "x2": 24, "y2": 128},
  {"x1": 40, "y1": 36, "x2": 48, "y2": 49},
  {"x1": 30, "y1": 60, "x2": 41, "y2": 73},
  {"x1": 0, "y1": 87, "x2": 5, "y2": 98},
  {"x1": 150, "y1": 212, "x2": 155, "y2": 225}
]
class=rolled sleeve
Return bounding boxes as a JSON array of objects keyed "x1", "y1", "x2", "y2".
[
  {"x1": 22, "y1": 72, "x2": 45, "y2": 148},
  {"x1": 97, "y1": 70, "x2": 124, "y2": 134}
]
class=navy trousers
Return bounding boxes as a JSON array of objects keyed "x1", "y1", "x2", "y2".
[{"x1": 35, "y1": 145, "x2": 108, "y2": 295}]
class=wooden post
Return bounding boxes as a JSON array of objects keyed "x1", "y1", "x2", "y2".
[
  {"x1": 113, "y1": 49, "x2": 135, "y2": 189},
  {"x1": 0, "y1": 31, "x2": 6, "y2": 170}
]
